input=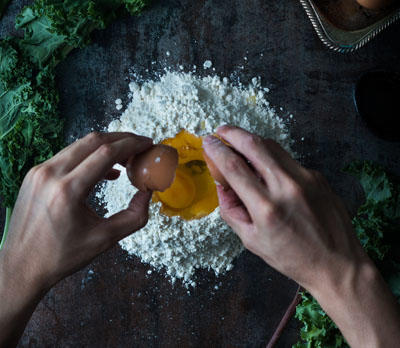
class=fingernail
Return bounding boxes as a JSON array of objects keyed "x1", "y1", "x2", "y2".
[
  {"x1": 203, "y1": 135, "x2": 221, "y2": 145},
  {"x1": 138, "y1": 139, "x2": 153, "y2": 149},
  {"x1": 216, "y1": 124, "x2": 229, "y2": 132},
  {"x1": 217, "y1": 124, "x2": 235, "y2": 134}
]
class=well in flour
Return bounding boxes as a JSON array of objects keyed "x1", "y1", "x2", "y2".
[{"x1": 97, "y1": 70, "x2": 294, "y2": 287}]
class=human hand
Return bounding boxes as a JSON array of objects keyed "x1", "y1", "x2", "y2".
[
  {"x1": 203, "y1": 125, "x2": 400, "y2": 348},
  {"x1": 203, "y1": 125, "x2": 369, "y2": 294},
  {"x1": 0, "y1": 132, "x2": 153, "y2": 292},
  {"x1": 0, "y1": 131, "x2": 154, "y2": 347}
]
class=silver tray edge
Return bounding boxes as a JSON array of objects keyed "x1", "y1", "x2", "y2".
[{"x1": 299, "y1": 0, "x2": 400, "y2": 53}]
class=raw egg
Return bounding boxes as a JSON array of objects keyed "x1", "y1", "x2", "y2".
[
  {"x1": 157, "y1": 170, "x2": 196, "y2": 209},
  {"x1": 153, "y1": 130, "x2": 219, "y2": 220},
  {"x1": 126, "y1": 145, "x2": 178, "y2": 192}
]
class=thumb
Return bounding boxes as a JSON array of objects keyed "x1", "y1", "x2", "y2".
[{"x1": 103, "y1": 190, "x2": 152, "y2": 242}]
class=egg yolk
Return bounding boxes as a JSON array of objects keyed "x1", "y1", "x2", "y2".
[
  {"x1": 157, "y1": 169, "x2": 196, "y2": 210},
  {"x1": 153, "y1": 130, "x2": 218, "y2": 220}
]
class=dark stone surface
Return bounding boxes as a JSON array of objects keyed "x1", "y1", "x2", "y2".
[{"x1": 1, "y1": 0, "x2": 400, "y2": 347}]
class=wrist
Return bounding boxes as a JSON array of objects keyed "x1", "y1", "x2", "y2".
[
  {"x1": 0, "y1": 251, "x2": 48, "y2": 347},
  {"x1": 308, "y1": 257, "x2": 400, "y2": 348},
  {"x1": 0, "y1": 250, "x2": 49, "y2": 303},
  {"x1": 309, "y1": 254, "x2": 376, "y2": 301},
  {"x1": 310, "y1": 257, "x2": 378, "y2": 307}
]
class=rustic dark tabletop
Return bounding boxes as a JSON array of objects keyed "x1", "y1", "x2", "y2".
[{"x1": 1, "y1": 0, "x2": 400, "y2": 347}]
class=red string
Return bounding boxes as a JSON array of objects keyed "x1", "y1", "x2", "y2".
[{"x1": 266, "y1": 285, "x2": 302, "y2": 348}]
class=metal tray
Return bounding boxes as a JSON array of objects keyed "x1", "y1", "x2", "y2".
[{"x1": 299, "y1": 0, "x2": 400, "y2": 53}]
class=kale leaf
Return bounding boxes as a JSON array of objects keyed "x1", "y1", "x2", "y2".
[
  {"x1": 0, "y1": 0, "x2": 151, "y2": 248},
  {"x1": 294, "y1": 293, "x2": 348, "y2": 348}
]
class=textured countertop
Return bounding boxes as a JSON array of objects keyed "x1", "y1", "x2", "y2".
[{"x1": 1, "y1": 0, "x2": 400, "y2": 347}]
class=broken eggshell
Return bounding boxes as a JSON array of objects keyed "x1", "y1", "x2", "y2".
[
  {"x1": 126, "y1": 145, "x2": 179, "y2": 192},
  {"x1": 202, "y1": 134, "x2": 236, "y2": 189},
  {"x1": 203, "y1": 134, "x2": 257, "y2": 190},
  {"x1": 202, "y1": 150, "x2": 230, "y2": 189}
]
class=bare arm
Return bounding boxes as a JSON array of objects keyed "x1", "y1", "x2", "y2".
[
  {"x1": 0, "y1": 132, "x2": 153, "y2": 347},
  {"x1": 203, "y1": 125, "x2": 400, "y2": 348}
]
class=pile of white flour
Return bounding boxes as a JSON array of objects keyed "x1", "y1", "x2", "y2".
[{"x1": 97, "y1": 70, "x2": 294, "y2": 287}]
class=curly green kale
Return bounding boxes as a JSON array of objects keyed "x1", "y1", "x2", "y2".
[
  {"x1": 0, "y1": 42, "x2": 63, "y2": 208},
  {"x1": 0, "y1": 0, "x2": 151, "y2": 248},
  {"x1": 16, "y1": 0, "x2": 152, "y2": 67},
  {"x1": 294, "y1": 293, "x2": 348, "y2": 348}
]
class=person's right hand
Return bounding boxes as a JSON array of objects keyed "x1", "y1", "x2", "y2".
[
  {"x1": 203, "y1": 125, "x2": 369, "y2": 292},
  {"x1": 203, "y1": 125, "x2": 400, "y2": 348}
]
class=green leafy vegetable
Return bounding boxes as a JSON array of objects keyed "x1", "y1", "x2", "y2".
[
  {"x1": 294, "y1": 161, "x2": 400, "y2": 347},
  {"x1": 294, "y1": 293, "x2": 348, "y2": 348},
  {"x1": 0, "y1": 0, "x2": 151, "y2": 247}
]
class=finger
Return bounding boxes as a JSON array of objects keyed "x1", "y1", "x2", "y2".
[
  {"x1": 308, "y1": 170, "x2": 332, "y2": 192},
  {"x1": 50, "y1": 132, "x2": 152, "y2": 174},
  {"x1": 262, "y1": 138, "x2": 309, "y2": 183},
  {"x1": 217, "y1": 125, "x2": 308, "y2": 185},
  {"x1": 102, "y1": 190, "x2": 152, "y2": 242},
  {"x1": 216, "y1": 125, "x2": 291, "y2": 176},
  {"x1": 217, "y1": 186, "x2": 257, "y2": 249},
  {"x1": 68, "y1": 136, "x2": 153, "y2": 197},
  {"x1": 203, "y1": 135, "x2": 268, "y2": 217},
  {"x1": 104, "y1": 168, "x2": 121, "y2": 181},
  {"x1": 217, "y1": 185, "x2": 252, "y2": 227},
  {"x1": 51, "y1": 132, "x2": 132, "y2": 164}
]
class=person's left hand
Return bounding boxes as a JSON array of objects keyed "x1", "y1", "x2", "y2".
[{"x1": 0, "y1": 132, "x2": 153, "y2": 293}]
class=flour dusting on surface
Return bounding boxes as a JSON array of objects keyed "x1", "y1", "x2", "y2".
[{"x1": 97, "y1": 68, "x2": 294, "y2": 287}]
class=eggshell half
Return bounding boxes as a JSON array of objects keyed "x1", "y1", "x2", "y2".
[
  {"x1": 202, "y1": 150, "x2": 230, "y2": 189},
  {"x1": 126, "y1": 145, "x2": 178, "y2": 192}
]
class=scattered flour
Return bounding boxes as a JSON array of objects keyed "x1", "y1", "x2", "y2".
[
  {"x1": 203, "y1": 60, "x2": 212, "y2": 69},
  {"x1": 115, "y1": 98, "x2": 123, "y2": 110},
  {"x1": 97, "y1": 69, "x2": 294, "y2": 287}
]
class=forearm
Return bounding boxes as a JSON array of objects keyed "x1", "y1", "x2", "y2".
[
  {"x1": 312, "y1": 260, "x2": 400, "y2": 348},
  {"x1": 0, "y1": 253, "x2": 46, "y2": 347}
]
